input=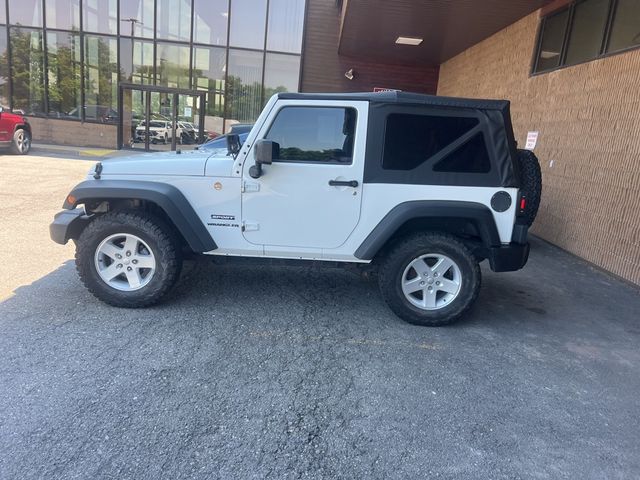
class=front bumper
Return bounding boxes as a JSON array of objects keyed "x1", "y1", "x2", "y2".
[
  {"x1": 487, "y1": 242, "x2": 530, "y2": 272},
  {"x1": 50, "y1": 208, "x2": 91, "y2": 245}
]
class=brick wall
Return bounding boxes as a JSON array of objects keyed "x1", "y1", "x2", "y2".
[
  {"x1": 300, "y1": 0, "x2": 439, "y2": 94},
  {"x1": 438, "y1": 12, "x2": 640, "y2": 285},
  {"x1": 28, "y1": 117, "x2": 118, "y2": 149}
]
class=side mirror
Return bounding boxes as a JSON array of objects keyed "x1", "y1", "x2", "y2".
[
  {"x1": 226, "y1": 133, "x2": 241, "y2": 157},
  {"x1": 249, "y1": 140, "x2": 279, "y2": 179}
]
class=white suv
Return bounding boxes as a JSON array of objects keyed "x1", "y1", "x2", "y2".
[
  {"x1": 135, "y1": 120, "x2": 183, "y2": 144},
  {"x1": 51, "y1": 92, "x2": 541, "y2": 326}
]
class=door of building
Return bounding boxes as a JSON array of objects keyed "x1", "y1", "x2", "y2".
[{"x1": 118, "y1": 84, "x2": 207, "y2": 152}]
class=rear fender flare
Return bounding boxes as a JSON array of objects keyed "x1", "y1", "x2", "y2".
[{"x1": 354, "y1": 200, "x2": 501, "y2": 260}]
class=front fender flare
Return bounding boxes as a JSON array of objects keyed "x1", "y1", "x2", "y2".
[
  {"x1": 354, "y1": 200, "x2": 501, "y2": 260},
  {"x1": 64, "y1": 180, "x2": 217, "y2": 253}
]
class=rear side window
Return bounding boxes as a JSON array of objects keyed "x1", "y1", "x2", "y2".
[
  {"x1": 265, "y1": 107, "x2": 357, "y2": 163},
  {"x1": 382, "y1": 113, "x2": 479, "y2": 171},
  {"x1": 433, "y1": 132, "x2": 491, "y2": 173}
]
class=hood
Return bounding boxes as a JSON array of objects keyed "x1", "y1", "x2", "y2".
[{"x1": 97, "y1": 150, "x2": 212, "y2": 177}]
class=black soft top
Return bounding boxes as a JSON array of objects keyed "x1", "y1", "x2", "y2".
[
  {"x1": 277, "y1": 91, "x2": 519, "y2": 188},
  {"x1": 277, "y1": 91, "x2": 510, "y2": 112}
]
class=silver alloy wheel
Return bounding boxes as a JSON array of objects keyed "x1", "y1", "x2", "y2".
[
  {"x1": 401, "y1": 253, "x2": 462, "y2": 310},
  {"x1": 15, "y1": 130, "x2": 30, "y2": 153},
  {"x1": 94, "y1": 233, "x2": 156, "y2": 291}
]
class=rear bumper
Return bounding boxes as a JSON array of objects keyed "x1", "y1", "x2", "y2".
[
  {"x1": 50, "y1": 208, "x2": 91, "y2": 245},
  {"x1": 487, "y1": 242, "x2": 530, "y2": 272}
]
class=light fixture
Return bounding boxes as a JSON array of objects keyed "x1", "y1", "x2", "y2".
[
  {"x1": 396, "y1": 36, "x2": 423, "y2": 46},
  {"x1": 344, "y1": 68, "x2": 355, "y2": 80}
]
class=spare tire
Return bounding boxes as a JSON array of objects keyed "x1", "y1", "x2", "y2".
[{"x1": 516, "y1": 149, "x2": 542, "y2": 226}]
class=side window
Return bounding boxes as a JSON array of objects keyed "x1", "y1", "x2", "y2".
[
  {"x1": 265, "y1": 107, "x2": 357, "y2": 163},
  {"x1": 432, "y1": 133, "x2": 491, "y2": 173},
  {"x1": 382, "y1": 113, "x2": 479, "y2": 171}
]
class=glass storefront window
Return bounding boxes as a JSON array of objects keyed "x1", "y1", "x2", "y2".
[
  {"x1": 565, "y1": 0, "x2": 610, "y2": 66},
  {"x1": 8, "y1": 0, "x2": 43, "y2": 27},
  {"x1": 84, "y1": 35, "x2": 118, "y2": 122},
  {"x1": 227, "y1": 48, "x2": 263, "y2": 123},
  {"x1": 157, "y1": 0, "x2": 191, "y2": 41},
  {"x1": 83, "y1": 0, "x2": 117, "y2": 35},
  {"x1": 263, "y1": 53, "x2": 300, "y2": 102},
  {"x1": 192, "y1": 45, "x2": 226, "y2": 133},
  {"x1": 193, "y1": 0, "x2": 228, "y2": 46},
  {"x1": 607, "y1": 0, "x2": 640, "y2": 52},
  {"x1": 46, "y1": 31, "x2": 81, "y2": 118},
  {"x1": 120, "y1": 37, "x2": 154, "y2": 84},
  {"x1": 156, "y1": 42, "x2": 191, "y2": 89},
  {"x1": 229, "y1": 0, "x2": 267, "y2": 50},
  {"x1": 0, "y1": 3, "x2": 5, "y2": 24},
  {"x1": 267, "y1": 0, "x2": 305, "y2": 53},
  {"x1": 46, "y1": 0, "x2": 80, "y2": 31},
  {"x1": 10, "y1": 27, "x2": 45, "y2": 114},
  {"x1": 120, "y1": 0, "x2": 154, "y2": 38},
  {"x1": 0, "y1": 27, "x2": 8, "y2": 107}
]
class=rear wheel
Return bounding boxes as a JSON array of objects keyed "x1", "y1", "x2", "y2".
[
  {"x1": 516, "y1": 149, "x2": 542, "y2": 226},
  {"x1": 378, "y1": 232, "x2": 481, "y2": 326},
  {"x1": 76, "y1": 211, "x2": 182, "y2": 308},
  {"x1": 10, "y1": 128, "x2": 31, "y2": 155}
]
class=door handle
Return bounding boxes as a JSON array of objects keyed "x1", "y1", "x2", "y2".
[{"x1": 329, "y1": 179, "x2": 359, "y2": 187}]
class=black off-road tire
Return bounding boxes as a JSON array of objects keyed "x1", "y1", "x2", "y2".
[
  {"x1": 516, "y1": 149, "x2": 542, "y2": 226},
  {"x1": 378, "y1": 232, "x2": 481, "y2": 326},
  {"x1": 10, "y1": 128, "x2": 31, "y2": 154},
  {"x1": 76, "y1": 211, "x2": 182, "y2": 308}
]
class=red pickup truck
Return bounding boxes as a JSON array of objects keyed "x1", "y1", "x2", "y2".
[{"x1": 0, "y1": 107, "x2": 31, "y2": 154}]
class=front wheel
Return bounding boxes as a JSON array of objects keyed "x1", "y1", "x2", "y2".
[
  {"x1": 378, "y1": 232, "x2": 481, "y2": 326},
  {"x1": 75, "y1": 211, "x2": 182, "y2": 308}
]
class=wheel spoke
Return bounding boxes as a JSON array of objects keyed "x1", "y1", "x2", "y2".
[
  {"x1": 101, "y1": 263, "x2": 122, "y2": 281},
  {"x1": 437, "y1": 279, "x2": 459, "y2": 295},
  {"x1": 125, "y1": 268, "x2": 142, "y2": 289},
  {"x1": 123, "y1": 235, "x2": 139, "y2": 255},
  {"x1": 423, "y1": 289, "x2": 437, "y2": 308},
  {"x1": 402, "y1": 276, "x2": 423, "y2": 295},
  {"x1": 134, "y1": 255, "x2": 155, "y2": 269},
  {"x1": 409, "y1": 257, "x2": 431, "y2": 276},
  {"x1": 432, "y1": 257, "x2": 454, "y2": 276},
  {"x1": 100, "y1": 242, "x2": 123, "y2": 260}
]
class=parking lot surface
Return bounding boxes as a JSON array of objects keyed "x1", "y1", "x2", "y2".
[{"x1": 1, "y1": 156, "x2": 639, "y2": 479}]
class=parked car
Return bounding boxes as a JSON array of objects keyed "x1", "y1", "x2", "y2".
[
  {"x1": 0, "y1": 107, "x2": 32, "y2": 154},
  {"x1": 199, "y1": 131, "x2": 249, "y2": 153},
  {"x1": 178, "y1": 121, "x2": 197, "y2": 144},
  {"x1": 135, "y1": 120, "x2": 183, "y2": 144},
  {"x1": 50, "y1": 92, "x2": 542, "y2": 327}
]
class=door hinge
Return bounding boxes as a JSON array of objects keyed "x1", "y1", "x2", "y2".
[
  {"x1": 242, "y1": 181, "x2": 260, "y2": 193},
  {"x1": 242, "y1": 221, "x2": 259, "y2": 232}
]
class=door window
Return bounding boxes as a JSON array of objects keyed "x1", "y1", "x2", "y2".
[{"x1": 265, "y1": 107, "x2": 357, "y2": 163}]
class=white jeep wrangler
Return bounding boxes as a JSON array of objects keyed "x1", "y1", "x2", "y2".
[{"x1": 51, "y1": 92, "x2": 541, "y2": 326}]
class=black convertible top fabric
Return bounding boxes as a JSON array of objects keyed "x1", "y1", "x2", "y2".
[
  {"x1": 277, "y1": 91, "x2": 510, "y2": 112},
  {"x1": 277, "y1": 91, "x2": 519, "y2": 187}
]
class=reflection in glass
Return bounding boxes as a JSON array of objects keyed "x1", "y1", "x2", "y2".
[
  {"x1": 46, "y1": 0, "x2": 81, "y2": 31},
  {"x1": 84, "y1": 35, "x2": 119, "y2": 122},
  {"x1": 229, "y1": 0, "x2": 267, "y2": 49},
  {"x1": 535, "y1": 10, "x2": 569, "y2": 72},
  {"x1": 193, "y1": 46, "x2": 226, "y2": 134},
  {"x1": 0, "y1": 27, "x2": 7, "y2": 107},
  {"x1": 607, "y1": 0, "x2": 640, "y2": 53},
  {"x1": 120, "y1": 0, "x2": 155, "y2": 38},
  {"x1": 193, "y1": 0, "x2": 228, "y2": 46},
  {"x1": 263, "y1": 53, "x2": 300, "y2": 104},
  {"x1": 47, "y1": 31, "x2": 81, "y2": 118},
  {"x1": 156, "y1": 42, "x2": 191, "y2": 89},
  {"x1": 267, "y1": 0, "x2": 305, "y2": 53},
  {"x1": 227, "y1": 49, "x2": 263, "y2": 124},
  {"x1": 565, "y1": 0, "x2": 609, "y2": 66},
  {"x1": 120, "y1": 38, "x2": 154, "y2": 84},
  {"x1": 10, "y1": 27, "x2": 45, "y2": 114},
  {"x1": 157, "y1": 0, "x2": 192, "y2": 41},
  {"x1": 0, "y1": 3, "x2": 5, "y2": 24},
  {"x1": 8, "y1": 0, "x2": 43, "y2": 27},
  {"x1": 83, "y1": 0, "x2": 118, "y2": 35}
]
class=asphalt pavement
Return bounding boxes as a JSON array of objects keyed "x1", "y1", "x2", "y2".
[{"x1": 1, "y1": 154, "x2": 639, "y2": 479}]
